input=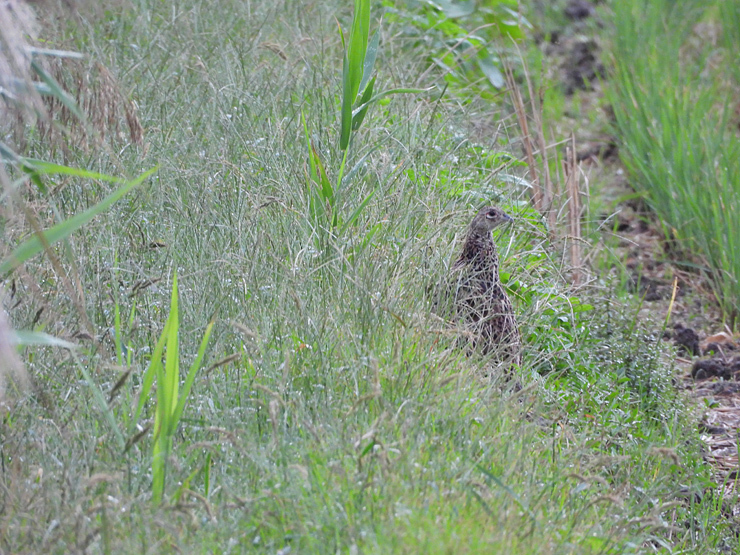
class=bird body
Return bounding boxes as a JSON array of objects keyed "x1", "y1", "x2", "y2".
[{"x1": 447, "y1": 207, "x2": 522, "y2": 366}]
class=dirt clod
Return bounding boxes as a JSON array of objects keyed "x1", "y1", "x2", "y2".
[
  {"x1": 562, "y1": 39, "x2": 605, "y2": 94},
  {"x1": 576, "y1": 140, "x2": 617, "y2": 163},
  {"x1": 691, "y1": 357, "x2": 740, "y2": 380},
  {"x1": 564, "y1": 0, "x2": 595, "y2": 21},
  {"x1": 627, "y1": 274, "x2": 674, "y2": 302},
  {"x1": 674, "y1": 324, "x2": 700, "y2": 356}
]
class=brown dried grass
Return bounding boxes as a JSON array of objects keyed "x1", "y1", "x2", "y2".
[
  {"x1": 504, "y1": 58, "x2": 585, "y2": 285},
  {"x1": 1, "y1": 1, "x2": 143, "y2": 152},
  {"x1": 37, "y1": 58, "x2": 144, "y2": 152}
]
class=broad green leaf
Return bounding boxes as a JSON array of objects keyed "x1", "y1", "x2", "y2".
[
  {"x1": 341, "y1": 0, "x2": 371, "y2": 150},
  {"x1": 358, "y1": 29, "x2": 380, "y2": 97},
  {"x1": 348, "y1": 0, "x2": 370, "y2": 101},
  {"x1": 477, "y1": 53, "x2": 505, "y2": 89},
  {"x1": 340, "y1": 50, "x2": 353, "y2": 150},
  {"x1": 171, "y1": 321, "x2": 214, "y2": 426},
  {"x1": 351, "y1": 75, "x2": 376, "y2": 132},
  {"x1": 430, "y1": 0, "x2": 475, "y2": 18}
]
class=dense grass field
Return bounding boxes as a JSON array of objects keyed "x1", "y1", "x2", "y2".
[
  {"x1": 1, "y1": 0, "x2": 738, "y2": 552},
  {"x1": 607, "y1": 0, "x2": 740, "y2": 321}
]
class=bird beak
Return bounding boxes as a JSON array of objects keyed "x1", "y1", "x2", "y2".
[{"x1": 503, "y1": 212, "x2": 514, "y2": 224}]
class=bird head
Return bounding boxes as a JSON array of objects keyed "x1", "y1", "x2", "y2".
[{"x1": 470, "y1": 206, "x2": 513, "y2": 234}]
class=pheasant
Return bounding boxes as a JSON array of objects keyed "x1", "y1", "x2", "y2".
[{"x1": 446, "y1": 206, "x2": 522, "y2": 367}]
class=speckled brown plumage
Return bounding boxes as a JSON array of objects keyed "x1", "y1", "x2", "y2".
[{"x1": 448, "y1": 206, "x2": 522, "y2": 366}]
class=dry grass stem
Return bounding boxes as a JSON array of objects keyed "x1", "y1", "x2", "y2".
[{"x1": 564, "y1": 133, "x2": 582, "y2": 284}]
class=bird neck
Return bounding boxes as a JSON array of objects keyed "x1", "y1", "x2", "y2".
[{"x1": 461, "y1": 229, "x2": 498, "y2": 266}]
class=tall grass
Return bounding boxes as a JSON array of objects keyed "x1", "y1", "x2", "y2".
[
  {"x1": 0, "y1": 0, "x2": 734, "y2": 552},
  {"x1": 606, "y1": 0, "x2": 740, "y2": 321}
]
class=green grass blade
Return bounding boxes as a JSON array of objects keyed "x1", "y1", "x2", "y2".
[
  {"x1": 171, "y1": 321, "x2": 214, "y2": 426},
  {"x1": 161, "y1": 273, "x2": 180, "y2": 437},
  {"x1": 10, "y1": 330, "x2": 77, "y2": 348},
  {"x1": 18, "y1": 158, "x2": 133, "y2": 183},
  {"x1": 335, "y1": 17, "x2": 346, "y2": 50},
  {"x1": 0, "y1": 167, "x2": 157, "y2": 275},
  {"x1": 351, "y1": 75, "x2": 376, "y2": 132},
  {"x1": 336, "y1": 148, "x2": 349, "y2": 194},
  {"x1": 340, "y1": 188, "x2": 376, "y2": 236},
  {"x1": 131, "y1": 313, "x2": 170, "y2": 430},
  {"x1": 302, "y1": 111, "x2": 317, "y2": 183},
  {"x1": 476, "y1": 464, "x2": 536, "y2": 523},
  {"x1": 341, "y1": 145, "x2": 380, "y2": 185},
  {"x1": 151, "y1": 408, "x2": 166, "y2": 503},
  {"x1": 204, "y1": 453, "x2": 212, "y2": 496},
  {"x1": 0, "y1": 143, "x2": 49, "y2": 194},
  {"x1": 70, "y1": 350, "x2": 125, "y2": 451},
  {"x1": 310, "y1": 142, "x2": 334, "y2": 206},
  {"x1": 114, "y1": 298, "x2": 123, "y2": 366}
]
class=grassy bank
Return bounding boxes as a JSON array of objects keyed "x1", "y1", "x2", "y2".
[
  {"x1": 1, "y1": 0, "x2": 736, "y2": 552},
  {"x1": 606, "y1": 0, "x2": 740, "y2": 321}
]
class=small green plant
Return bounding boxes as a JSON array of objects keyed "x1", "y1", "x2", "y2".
[
  {"x1": 303, "y1": 0, "x2": 424, "y2": 233},
  {"x1": 130, "y1": 272, "x2": 213, "y2": 504},
  {"x1": 338, "y1": 0, "x2": 426, "y2": 151}
]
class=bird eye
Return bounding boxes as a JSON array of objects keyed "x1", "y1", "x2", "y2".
[{"x1": 486, "y1": 210, "x2": 497, "y2": 219}]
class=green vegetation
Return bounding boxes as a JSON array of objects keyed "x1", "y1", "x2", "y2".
[
  {"x1": 606, "y1": 0, "x2": 740, "y2": 321},
  {"x1": 1, "y1": 0, "x2": 737, "y2": 553},
  {"x1": 384, "y1": 0, "x2": 529, "y2": 98},
  {"x1": 131, "y1": 272, "x2": 214, "y2": 504}
]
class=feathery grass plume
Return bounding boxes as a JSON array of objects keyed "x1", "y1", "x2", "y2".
[
  {"x1": 38, "y1": 58, "x2": 144, "y2": 150},
  {"x1": 0, "y1": 0, "x2": 42, "y2": 114},
  {"x1": 0, "y1": 299, "x2": 27, "y2": 404},
  {"x1": 1, "y1": 0, "x2": 142, "y2": 150}
]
